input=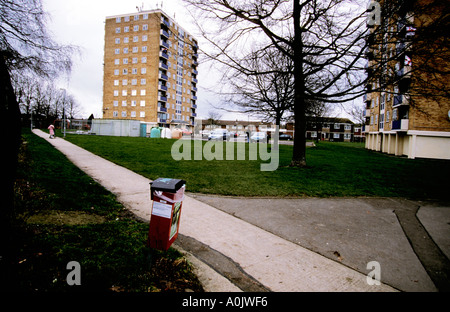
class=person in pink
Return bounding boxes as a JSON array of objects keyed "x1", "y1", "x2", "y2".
[{"x1": 48, "y1": 124, "x2": 55, "y2": 139}]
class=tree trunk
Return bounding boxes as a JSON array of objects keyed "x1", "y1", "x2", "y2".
[
  {"x1": 290, "y1": 0, "x2": 307, "y2": 167},
  {"x1": 0, "y1": 54, "x2": 22, "y2": 291}
]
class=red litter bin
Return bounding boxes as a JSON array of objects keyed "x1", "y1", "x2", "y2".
[{"x1": 148, "y1": 178, "x2": 186, "y2": 251}]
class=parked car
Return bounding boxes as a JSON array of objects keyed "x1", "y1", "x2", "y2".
[
  {"x1": 201, "y1": 130, "x2": 211, "y2": 139},
  {"x1": 250, "y1": 132, "x2": 267, "y2": 143},
  {"x1": 279, "y1": 134, "x2": 293, "y2": 140},
  {"x1": 208, "y1": 129, "x2": 230, "y2": 141}
]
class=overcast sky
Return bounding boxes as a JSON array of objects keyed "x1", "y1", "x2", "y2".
[{"x1": 42, "y1": 0, "x2": 354, "y2": 122}]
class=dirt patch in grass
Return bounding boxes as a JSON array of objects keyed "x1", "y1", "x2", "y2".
[{"x1": 25, "y1": 210, "x2": 106, "y2": 226}]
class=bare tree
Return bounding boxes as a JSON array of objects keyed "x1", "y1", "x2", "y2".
[
  {"x1": 0, "y1": 0, "x2": 77, "y2": 289},
  {"x1": 207, "y1": 110, "x2": 223, "y2": 126},
  {"x1": 185, "y1": 0, "x2": 369, "y2": 167},
  {"x1": 220, "y1": 46, "x2": 295, "y2": 126}
]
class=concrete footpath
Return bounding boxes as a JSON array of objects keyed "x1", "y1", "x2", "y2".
[{"x1": 32, "y1": 130, "x2": 450, "y2": 292}]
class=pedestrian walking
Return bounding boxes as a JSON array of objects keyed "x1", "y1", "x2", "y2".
[{"x1": 48, "y1": 124, "x2": 55, "y2": 139}]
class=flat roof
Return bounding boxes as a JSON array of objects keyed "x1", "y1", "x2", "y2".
[{"x1": 105, "y1": 8, "x2": 197, "y2": 42}]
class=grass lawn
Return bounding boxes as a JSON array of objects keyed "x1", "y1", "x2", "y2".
[
  {"x1": 63, "y1": 132, "x2": 450, "y2": 202},
  {"x1": 13, "y1": 129, "x2": 203, "y2": 292}
]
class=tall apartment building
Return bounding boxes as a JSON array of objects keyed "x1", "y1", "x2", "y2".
[
  {"x1": 102, "y1": 9, "x2": 198, "y2": 130},
  {"x1": 364, "y1": 0, "x2": 450, "y2": 159}
]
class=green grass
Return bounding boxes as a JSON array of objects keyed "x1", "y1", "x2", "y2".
[
  {"x1": 13, "y1": 129, "x2": 203, "y2": 292},
  {"x1": 63, "y1": 133, "x2": 450, "y2": 201}
]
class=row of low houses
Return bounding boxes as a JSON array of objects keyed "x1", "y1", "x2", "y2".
[{"x1": 199, "y1": 117, "x2": 365, "y2": 143}]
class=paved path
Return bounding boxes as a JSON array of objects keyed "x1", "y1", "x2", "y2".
[{"x1": 32, "y1": 130, "x2": 450, "y2": 291}]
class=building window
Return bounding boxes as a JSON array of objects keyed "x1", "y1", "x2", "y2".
[
  {"x1": 379, "y1": 114, "x2": 384, "y2": 129},
  {"x1": 132, "y1": 68, "x2": 137, "y2": 74},
  {"x1": 115, "y1": 27, "x2": 121, "y2": 34},
  {"x1": 344, "y1": 125, "x2": 351, "y2": 131},
  {"x1": 114, "y1": 80, "x2": 119, "y2": 86},
  {"x1": 115, "y1": 38, "x2": 120, "y2": 44},
  {"x1": 115, "y1": 49, "x2": 120, "y2": 55},
  {"x1": 143, "y1": 14, "x2": 148, "y2": 20},
  {"x1": 123, "y1": 37, "x2": 129, "y2": 43},
  {"x1": 113, "y1": 101, "x2": 118, "y2": 107},
  {"x1": 333, "y1": 133, "x2": 340, "y2": 139},
  {"x1": 123, "y1": 48, "x2": 128, "y2": 54},
  {"x1": 134, "y1": 15, "x2": 139, "y2": 21},
  {"x1": 123, "y1": 58, "x2": 128, "y2": 64},
  {"x1": 132, "y1": 47, "x2": 138, "y2": 53},
  {"x1": 141, "y1": 79, "x2": 146, "y2": 85},
  {"x1": 133, "y1": 25, "x2": 139, "y2": 32},
  {"x1": 140, "y1": 89, "x2": 146, "y2": 96},
  {"x1": 142, "y1": 35, "x2": 148, "y2": 42},
  {"x1": 141, "y1": 67, "x2": 146, "y2": 74},
  {"x1": 121, "y1": 111, "x2": 127, "y2": 117},
  {"x1": 124, "y1": 16, "x2": 130, "y2": 22},
  {"x1": 131, "y1": 79, "x2": 137, "y2": 85},
  {"x1": 132, "y1": 58, "x2": 138, "y2": 64},
  {"x1": 122, "y1": 79, "x2": 127, "y2": 86},
  {"x1": 142, "y1": 24, "x2": 148, "y2": 31},
  {"x1": 116, "y1": 17, "x2": 121, "y2": 23},
  {"x1": 131, "y1": 100, "x2": 136, "y2": 106},
  {"x1": 123, "y1": 69, "x2": 128, "y2": 75},
  {"x1": 124, "y1": 26, "x2": 129, "y2": 33},
  {"x1": 334, "y1": 123, "x2": 340, "y2": 130},
  {"x1": 113, "y1": 111, "x2": 118, "y2": 117},
  {"x1": 113, "y1": 90, "x2": 119, "y2": 96},
  {"x1": 131, "y1": 111, "x2": 136, "y2": 118},
  {"x1": 140, "y1": 100, "x2": 145, "y2": 107},
  {"x1": 133, "y1": 36, "x2": 138, "y2": 42},
  {"x1": 131, "y1": 90, "x2": 137, "y2": 96},
  {"x1": 142, "y1": 46, "x2": 147, "y2": 52},
  {"x1": 141, "y1": 57, "x2": 147, "y2": 63},
  {"x1": 122, "y1": 101, "x2": 127, "y2": 106},
  {"x1": 140, "y1": 111, "x2": 145, "y2": 117},
  {"x1": 114, "y1": 69, "x2": 119, "y2": 76},
  {"x1": 122, "y1": 90, "x2": 127, "y2": 96}
]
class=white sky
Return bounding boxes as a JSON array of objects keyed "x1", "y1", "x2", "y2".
[{"x1": 42, "y1": 0, "x2": 355, "y2": 122}]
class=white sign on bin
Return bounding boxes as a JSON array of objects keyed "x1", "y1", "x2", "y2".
[{"x1": 152, "y1": 201, "x2": 172, "y2": 219}]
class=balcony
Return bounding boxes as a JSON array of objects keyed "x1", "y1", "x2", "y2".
[
  {"x1": 192, "y1": 78, "x2": 198, "y2": 84},
  {"x1": 393, "y1": 94, "x2": 409, "y2": 107},
  {"x1": 159, "y1": 73, "x2": 168, "y2": 81},
  {"x1": 161, "y1": 18, "x2": 170, "y2": 28},
  {"x1": 157, "y1": 118, "x2": 167, "y2": 124},
  {"x1": 397, "y1": 65, "x2": 411, "y2": 80},
  {"x1": 158, "y1": 96, "x2": 167, "y2": 102},
  {"x1": 160, "y1": 29, "x2": 169, "y2": 38},
  {"x1": 193, "y1": 60, "x2": 199, "y2": 66},
  {"x1": 192, "y1": 96, "x2": 197, "y2": 100},
  {"x1": 159, "y1": 51, "x2": 168, "y2": 59},
  {"x1": 159, "y1": 62, "x2": 168, "y2": 70},
  {"x1": 192, "y1": 69, "x2": 198, "y2": 75},
  {"x1": 158, "y1": 84, "x2": 168, "y2": 91},
  {"x1": 158, "y1": 106, "x2": 167, "y2": 113},
  {"x1": 191, "y1": 113, "x2": 197, "y2": 117},
  {"x1": 365, "y1": 109, "x2": 371, "y2": 117},
  {"x1": 192, "y1": 87, "x2": 198, "y2": 92},
  {"x1": 191, "y1": 104, "x2": 197, "y2": 109},
  {"x1": 160, "y1": 40, "x2": 169, "y2": 49},
  {"x1": 392, "y1": 119, "x2": 409, "y2": 131}
]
